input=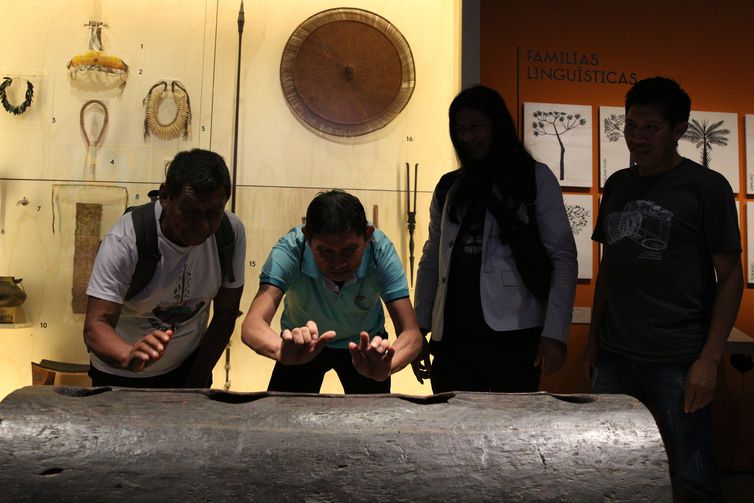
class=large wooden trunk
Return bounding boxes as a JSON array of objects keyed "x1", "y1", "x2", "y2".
[{"x1": 0, "y1": 387, "x2": 670, "y2": 501}]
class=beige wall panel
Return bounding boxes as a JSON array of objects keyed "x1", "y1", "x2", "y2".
[
  {"x1": 0, "y1": 180, "x2": 156, "y2": 366},
  {"x1": 0, "y1": 0, "x2": 213, "y2": 183},
  {"x1": 0, "y1": 0, "x2": 458, "y2": 396},
  {"x1": 0, "y1": 0, "x2": 224, "y2": 388},
  {"x1": 0, "y1": 327, "x2": 35, "y2": 400},
  {"x1": 225, "y1": 185, "x2": 432, "y2": 394},
  {"x1": 210, "y1": 0, "x2": 458, "y2": 394},
  {"x1": 212, "y1": 0, "x2": 460, "y2": 194}
]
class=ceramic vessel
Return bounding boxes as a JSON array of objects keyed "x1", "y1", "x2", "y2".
[{"x1": 0, "y1": 277, "x2": 26, "y2": 307}]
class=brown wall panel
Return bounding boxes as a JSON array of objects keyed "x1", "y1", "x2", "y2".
[{"x1": 480, "y1": 0, "x2": 754, "y2": 470}]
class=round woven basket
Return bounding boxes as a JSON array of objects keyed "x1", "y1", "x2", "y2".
[{"x1": 280, "y1": 8, "x2": 415, "y2": 137}]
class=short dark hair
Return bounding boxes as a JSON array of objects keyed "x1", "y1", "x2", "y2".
[
  {"x1": 625, "y1": 77, "x2": 691, "y2": 127},
  {"x1": 164, "y1": 149, "x2": 231, "y2": 199},
  {"x1": 305, "y1": 190, "x2": 368, "y2": 238}
]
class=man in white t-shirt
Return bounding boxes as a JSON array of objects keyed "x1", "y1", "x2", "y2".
[{"x1": 84, "y1": 149, "x2": 246, "y2": 388}]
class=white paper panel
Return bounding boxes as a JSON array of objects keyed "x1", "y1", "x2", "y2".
[
  {"x1": 523, "y1": 102, "x2": 593, "y2": 188},
  {"x1": 599, "y1": 105, "x2": 630, "y2": 188},
  {"x1": 746, "y1": 115, "x2": 754, "y2": 194},
  {"x1": 678, "y1": 110, "x2": 739, "y2": 193},
  {"x1": 563, "y1": 193, "x2": 593, "y2": 279},
  {"x1": 746, "y1": 202, "x2": 754, "y2": 283}
]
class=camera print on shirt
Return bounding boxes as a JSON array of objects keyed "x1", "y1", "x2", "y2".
[
  {"x1": 605, "y1": 200, "x2": 673, "y2": 261},
  {"x1": 147, "y1": 264, "x2": 206, "y2": 337}
]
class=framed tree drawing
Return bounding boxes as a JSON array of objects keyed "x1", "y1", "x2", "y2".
[
  {"x1": 746, "y1": 115, "x2": 754, "y2": 194},
  {"x1": 563, "y1": 193, "x2": 593, "y2": 279},
  {"x1": 599, "y1": 106, "x2": 630, "y2": 188},
  {"x1": 523, "y1": 102, "x2": 592, "y2": 188},
  {"x1": 677, "y1": 110, "x2": 739, "y2": 193}
]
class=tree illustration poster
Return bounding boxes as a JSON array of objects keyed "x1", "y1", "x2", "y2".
[
  {"x1": 677, "y1": 110, "x2": 739, "y2": 193},
  {"x1": 746, "y1": 115, "x2": 754, "y2": 194},
  {"x1": 523, "y1": 102, "x2": 592, "y2": 187},
  {"x1": 599, "y1": 106, "x2": 630, "y2": 188},
  {"x1": 563, "y1": 194, "x2": 593, "y2": 279}
]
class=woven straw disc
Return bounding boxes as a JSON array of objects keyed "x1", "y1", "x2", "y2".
[{"x1": 281, "y1": 8, "x2": 415, "y2": 137}]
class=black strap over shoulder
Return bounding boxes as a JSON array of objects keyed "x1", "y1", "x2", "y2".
[
  {"x1": 123, "y1": 201, "x2": 236, "y2": 301},
  {"x1": 125, "y1": 202, "x2": 160, "y2": 301},
  {"x1": 215, "y1": 213, "x2": 235, "y2": 284}
]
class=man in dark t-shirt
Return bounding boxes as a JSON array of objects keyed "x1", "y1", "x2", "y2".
[{"x1": 584, "y1": 77, "x2": 742, "y2": 502}]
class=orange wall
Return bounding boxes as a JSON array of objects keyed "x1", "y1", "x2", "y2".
[
  {"x1": 478, "y1": 0, "x2": 754, "y2": 468},
  {"x1": 481, "y1": 0, "x2": 754, "y2": 303}
]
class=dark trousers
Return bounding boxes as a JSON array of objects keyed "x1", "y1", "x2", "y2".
[
  {"x1": 268, "y1": 347, "x2": 391, "y2": 394},
  {"x1": 88, "y1": 349, "x2": 211, "y2": 388},
  {"x1": 429, "y1": 326, "x2": 542, "y2": 393},
  {"x1": 593, "y1": 350, "x2": 723, "y2": 503}
]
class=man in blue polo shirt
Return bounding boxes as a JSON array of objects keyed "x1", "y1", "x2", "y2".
[{"x1": 241, "y1": 190, "x2": 423, "y2": 393}]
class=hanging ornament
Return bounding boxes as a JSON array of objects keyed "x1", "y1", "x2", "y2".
[
  {"x1": 80, "y1": 99, "x2": 109, "y2": 180},
  {"x1": 0, "y1": 77, "x2": 34, "y2": 115},
  {"x1": 143, "y1": 80, "x2": 191, "y2": 141},
  {"x1": 67, "y1": 21, "x2": 129, "y2": 92}
]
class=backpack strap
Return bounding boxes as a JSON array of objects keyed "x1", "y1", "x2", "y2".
[
  {"x1": 125, "y1": 203, "x2": 237, "y2": 300},
  {"x1": 125, "y1": 201, "x2": 160, "y2": 301},
  {"x1": 215, "y1": 213, "x2": 235, "y2": 284}
]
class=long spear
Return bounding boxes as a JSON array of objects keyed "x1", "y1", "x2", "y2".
[
  {"x1": 230, "y1": 0, "x2": 244, "y2": 213},
  {"x1": 225, "y1": 0, "x2": 245, "y2": 391}
]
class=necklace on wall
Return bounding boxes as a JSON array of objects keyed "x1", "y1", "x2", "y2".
[
  {"x1": 143, "y1": 80, "x2": 191, "y2": 141},
  {"x1": 0, "y1": 77, "x2": 34, "y2": 115}
]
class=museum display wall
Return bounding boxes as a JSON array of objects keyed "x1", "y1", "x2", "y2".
[
  {"x1": 0, "y1": 0, "x2": 461, "y2": 397},
  {"x1": 479, "y1": 0, "x2": 754, "y2": 470}
]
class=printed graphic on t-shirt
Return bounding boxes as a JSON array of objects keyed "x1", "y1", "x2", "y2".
[
  {"x1": 146, "y1": 265, "x2": 204, "y2": 337},
  {"x1": 457, "y1": 218, "x2": 484, "y2": 266},
  {"x1": 605, "y1": 200, "x2": 673, "y2": 260}
]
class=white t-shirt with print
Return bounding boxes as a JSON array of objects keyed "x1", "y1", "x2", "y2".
[{"x1": 87, "y1": 202, "x2": 245, "y2": 377}]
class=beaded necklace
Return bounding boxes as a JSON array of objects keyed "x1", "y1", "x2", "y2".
[
  {"x1": 0, "y1": 77, "x2": 34, "y2": 115},
  {"x1": 143, "y1": 80, "x2": 191, "y2": 141}
]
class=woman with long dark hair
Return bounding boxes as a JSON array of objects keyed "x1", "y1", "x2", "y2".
[{"x1": 412, "y1": 85, "x2": 577, "y2": 392}]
